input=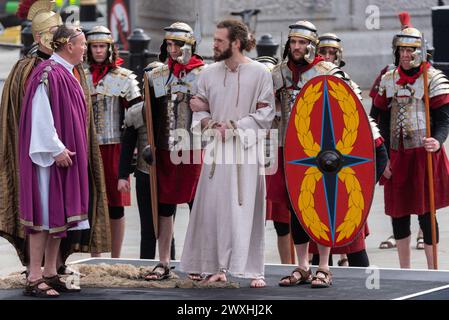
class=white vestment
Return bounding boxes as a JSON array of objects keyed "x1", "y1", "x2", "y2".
[{"x1": 179, "y1": 59, "x2": 275, "y2": 279}]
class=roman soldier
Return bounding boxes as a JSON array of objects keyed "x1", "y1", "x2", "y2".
[
  {"x1": 118, "y1": 22, "x2": 204, "y2": 280},
  {"x1": 85, "y1": 26, "x2": 142, "y2": 258},
  {"x1": 372, "y1": 24, "x2": 449, "y2": 269}
]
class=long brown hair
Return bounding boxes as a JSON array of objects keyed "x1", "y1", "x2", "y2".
[{"x1": 216, "y1": 19, "x2": 256, "y2": 52}]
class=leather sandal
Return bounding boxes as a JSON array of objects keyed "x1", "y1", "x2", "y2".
[
  {"x1": 416, "y1": 236, "x2": 425, "y2": 250},
  {"x1": 23, "y1": 278, "x2": 60, "y2": 298},
  {"x1": 44, "y1": 274, "x2": 81, "y2": 293},
  {"x1": 311, "y1": 268, "x2": 333, "y2": 288},
  {"x1": 188, "y1": 273, "x2": 205, "y2": 281},
  {"x1": 278, "y1": 267, "x2": 312, "y2": 287},
  {"x1": 57, "y1": 264, "x2": 85, "y2": 277},
  {"x1": 379, "y1": 235, "x2": 396, "y2": 249},
  {"x1": 144, "y1": 263, "x2": 173, "y2": 281},
  {"x1": 337, "y1": 258, "x2": 349, "y2": 266}
]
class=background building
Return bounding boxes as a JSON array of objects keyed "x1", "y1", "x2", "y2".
[{"x1": 133, "y1": 0, "x2": 439, "y2": 89}]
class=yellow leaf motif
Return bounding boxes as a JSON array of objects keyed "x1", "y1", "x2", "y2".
[{"x1": 328, "y1": 79, "x2": 366, "y2": 244}]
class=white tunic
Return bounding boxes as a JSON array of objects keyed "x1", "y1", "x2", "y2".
[
  {"x1": 179, "y1": 59, "x2": 275, "y2": 279},
  {"x1": 30, "y1": 53, "x2": 89, "y2": 231}
]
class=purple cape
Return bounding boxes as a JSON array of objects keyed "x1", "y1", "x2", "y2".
[{"x1": 18, "y1": 59, "x2": 89, "y2": 237}]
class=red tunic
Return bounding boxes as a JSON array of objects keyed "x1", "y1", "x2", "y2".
[
  {"x1": 266, "y1": 148, "x2": 291, "y2": 224},
  {"x1": 375, "y1": 85, "x2": 449, "y2": 217},
  {"x1": 309, "y1": 224, "x2": 370, "y2": 254},
  {"x1": 156, "y1": 149, "x2": 202, "y2": 204},
  {"x1": 100, "y1": 144, "x2": 131, "y2": 207}
]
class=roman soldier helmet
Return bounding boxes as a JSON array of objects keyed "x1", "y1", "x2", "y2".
[
  {"x1": 17, "y1": 0, "x2": 63, "y2": 51},
  {"x1": 282, "y1": 20, "x2": 319, "y2": 63},
  {"x1": 392, "y1": 12, "x2": 423, "y2": 67},
  {"x1": 318, "y1": 33, "x2": 345, "y2": 67},
  {"x1": 86, "y1": 26, "x2": 116, "y2": 64},
  {"x1": 159, "y1": 22, "x2": 196, "y2": 64},
  {"x1": 86, "y1": 26, "x2": 113, "y2": 44}
]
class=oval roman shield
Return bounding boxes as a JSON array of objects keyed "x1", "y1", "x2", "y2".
[{"x1": 284, "y1": 75, "x2": 375, "y2": 247}]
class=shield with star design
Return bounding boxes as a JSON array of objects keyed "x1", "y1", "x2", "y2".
[{"x1": 284, "y1": 75, "x2": 375, "y2": 247}]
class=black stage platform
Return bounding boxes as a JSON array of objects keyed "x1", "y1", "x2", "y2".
[{"x1": 1, "y1": 258, "x2": 448, "y2": 300}]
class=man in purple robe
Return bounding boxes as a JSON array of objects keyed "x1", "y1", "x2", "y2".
[{"x1": 19, "y1": 25, "x2": 88, "y2": 298}]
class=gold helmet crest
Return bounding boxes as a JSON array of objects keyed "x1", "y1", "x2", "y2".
[{"x1": 28, "y1": 0, "x2": 63, "y2": 50}]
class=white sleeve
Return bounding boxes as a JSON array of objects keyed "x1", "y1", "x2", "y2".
[{"x1": 29, "y1": 83, "x2": 66, "y2": 167}]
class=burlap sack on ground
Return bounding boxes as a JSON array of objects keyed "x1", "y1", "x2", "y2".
[{"x1": 0, "y1": 263, "x2": 239, "y2": 289}]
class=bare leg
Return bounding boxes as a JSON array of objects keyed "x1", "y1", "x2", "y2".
[
  {"x1": 396, "y1": 236, "x2": 411, "y2": 268},
  {"x1": 316, "y1": 245, "x2": 331, "y2": 271},
  {"x1": 295, "y1": 243, "x2": 310, "y2": 271},
  {"x1": 157, "y1": 215, "x2": 173, "y2": 265},
  {"x1": 277, "y1": 234, "x2": 292, "y2": 264},
  {"x1": 310, "y1": 245, "x2": 332, "y2": 287},
  {"x1": 28, "y1": 232, "x2": 47, "y2": 282},
  {"x1": 28, "y1": 232, "x2": 58, "y2": 296},
  {"x1": 424, "y1": 243, "x2": 437, "y2": 269},
  {"x1": 42, "y1": 236, "x2": 61, "y2": 278},
  {"x1": 110, "y1": 217, "x2": 125, "y2": 258},
  {"x1": 278, "y1": 243, "x2": 310, "y2": 286}
]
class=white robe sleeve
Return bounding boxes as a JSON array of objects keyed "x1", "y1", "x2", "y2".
[
  {"x1": 235, "y1": 70, "x2": 275, "y2": 148},
  {"x1": 191, "y1": 72, "x2": 212, "y2": 133},
  {"x1": 29, "y1": 83, "x2": 66, "y2": 167},
  {"x1": 236, "y1": 69, "x2": 275, "y2": 131}
]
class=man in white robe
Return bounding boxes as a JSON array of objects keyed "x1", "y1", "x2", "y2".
[{"x1": 179, "y1": 19, "x2": 275, "y2": 288}]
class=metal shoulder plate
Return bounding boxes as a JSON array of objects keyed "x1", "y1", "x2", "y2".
[
  {"x1": 314, "y1": 61, "x2": 343, "y2": 77},
  {"x1": 379, "y1": 69, "x2": 396, "y2": 98},
  {"x1": 149, "y1": 64, "x2": 170, "y2": 98},
  {"x1": 272, "y1": 61, "x2": 291, "y2": 91},
  {"x1": 124, "y1": 101, "x2": 145, "y2": 129},
  {"x1": 173, "y1": 65, "x2": 203, "y2": 95},
  {"x1": 92, "y1": 67, "x2": 142, "y2": 100},
  {"x1": 428, "y1": 66, "x2": 449, "y2": 98},
  {"x1": 368, "y1": 115, "x2": 381, "y2": 140},
  {"x1": 341, "y1": 70, "x2": 363, "y2": 101}
]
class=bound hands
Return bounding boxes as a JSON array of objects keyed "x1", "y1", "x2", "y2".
[
  {"x1": 54, "y1": 149, "x2": 76, "y2": 167},
  {"x1": 216, "y1": 122, "x2": 229, "y2": 140},
  {"x1": 117, "y1": 179, "x2": 130, "y2": 193}
]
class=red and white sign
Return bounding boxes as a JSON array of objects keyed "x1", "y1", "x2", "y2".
[{"x1": 108, "y1": 0, "x2": 130, "y2": 50}]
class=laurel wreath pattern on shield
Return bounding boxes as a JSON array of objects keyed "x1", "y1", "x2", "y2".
[{"x1": 294, "y1": 79, "x2": 365, "y2": 243}]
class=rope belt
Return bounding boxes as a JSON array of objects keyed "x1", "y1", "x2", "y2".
[{"x1": 204, "y1": 120, "x2": 243, "y2": 206}]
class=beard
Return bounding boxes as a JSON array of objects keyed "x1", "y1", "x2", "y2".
[
  {"x1": 214, "y1": 44, "x2": 233, "y2": 62},
  {"x1": 288, "y1": 50, "x2": 306, "y2": 64}
]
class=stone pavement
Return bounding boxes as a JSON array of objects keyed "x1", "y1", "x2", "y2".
[{"x1": 1, "y1": 46, "x2": 448, "y2": 278}]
